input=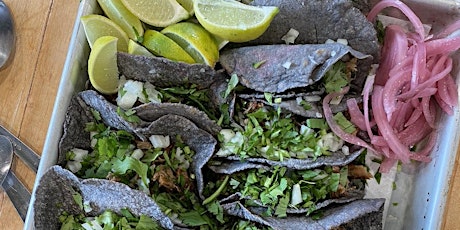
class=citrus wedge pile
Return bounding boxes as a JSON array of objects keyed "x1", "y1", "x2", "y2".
[{"x1": 81, "y1": 0, "x2": 279, "y2": 94}]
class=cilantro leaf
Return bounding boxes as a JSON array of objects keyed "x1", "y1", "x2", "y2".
[
  {"x1": 112, "y1": 156, "x2": 149, "y2": 189},
  {"x1": 323, "y1": 61, "x2": 349, "y2": 93},
  {"x1": 179, "y1": 211, "x2": 210, "y2": 227},
  {"x1": 223, "y1": 74, "x2": 239, "y2": 99},
  {"x1": 275, "y1": 193, "x2": 290, "y2": 217}
]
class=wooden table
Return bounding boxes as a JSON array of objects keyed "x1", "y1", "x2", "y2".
[
  {"x1": 0, "y1": 0, "x2": 459, "y2": 229},
  {"x1": 0, "y1": 0, "x2": 80, "y2": 229}
]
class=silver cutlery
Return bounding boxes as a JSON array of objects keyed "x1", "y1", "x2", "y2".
[
  {"x1": 0, "y1": 0, "x2": 14, "y2": 68},
  {"x1": 0, "y1": 126, "x2": 41, "y2": 221}
]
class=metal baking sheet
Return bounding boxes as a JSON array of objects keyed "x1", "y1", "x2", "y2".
[{"x1": 24, "y1": 0, "x2": 460, "y2": 229}]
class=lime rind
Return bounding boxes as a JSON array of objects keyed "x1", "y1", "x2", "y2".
[
  {"x1": 88, "y1": 36, "x2": 120, "y2": 95},
  {"x1": 81, "y1": 14, "x2": 130, "y2": 52},
  {"x1": 162, "y1": 22, "x2": 219, "y2": 67},
  {"x1": 128, "y1": 40, "x2": 154, "y2": 57},
  {"x1": 142, "y1": 30, "x2": 195, "y2": 63},
  {"x1": 120, "y1": 0, "x2": 190, "y2": 27},
  {"x1": 97, "y1": 0, "x2": 144, "y2": 40},
  {"x1": 193, "y1": 0, "x2": 279, "y2": 42},
  {"x1": 176, "y1": 0, "x2": 195, "y2": 15}
]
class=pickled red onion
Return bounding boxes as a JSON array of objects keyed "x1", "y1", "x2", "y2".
[{"x1": 324, "y1": 0, "x2": 460, "y2": 172}]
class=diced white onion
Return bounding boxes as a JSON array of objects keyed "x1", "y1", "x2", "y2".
[
  {"x1": 300, "y1": 125, "x2": 313, "y2": 136},
  {"x1": 282, "y1": 61, "x2": 292, "y2": 69},
  {"x1": 90, "y1": 132, "x2": 98, "y2": 148},
  {"x1": 291, "y1": 184, "x2": 302, "y2": 206},
  {"x1": 342, "y1": 145, "x2": 350, "y2": 155},
  {"x1": 149, "y1": 135, "x2": 170, "y2": 148},
  {"x1": 220, "y1": 129, "x2": 236, "y2": 143},
  {"x1": 131, "y1": 149, "x2": 144, "y2": 160},
  {"x1": 117, "y1": 80, "x2": 144, "y2": 109},
  {"x1": 70, "y1": 148, "x2": 88, "y2": 162},
  {"x1": 66, "y1": 161, "x2": 82, "y2": 173},
  {"x1": 281, "y1": 28, "x2": 299, "y2": 44},
  {"x1": 143, "y1": 82, "x2": 162, "y2": 103},
  {"x1": 175, "y1": 147, "x2": 190, "y2": 169},
  {"x1": 318, "y1": 133, "x2": 344, "y2": 152}
]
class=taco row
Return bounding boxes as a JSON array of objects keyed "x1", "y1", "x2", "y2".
[{"x1": 34, "y1": 0, "x2": 385, "y2": 229}]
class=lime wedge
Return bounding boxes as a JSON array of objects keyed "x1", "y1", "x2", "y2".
[
  {"x1": 194, "y1": 0, "x2": 279, "y2": 42},
  {"x1": 97, "y1": 0, "x2": 144, "y2": 40},
  {"x1": 81, "y1": 14, "x2": 129, "y2": 52},
  {"x1": 161, "y1": 22, "x2": 219, "y2": 67},
  {"x1": 128, "y1": 40, "x2": 154, "y2": 57},
  {"x1": 142, "y1": 29, "x2": 195, "y2": 63},
  {"x1": 88, "y1": 36, "x2": 119, "y2": 95},
  {"x1": 120, "y1": 0, "x2": 190, "y2": 27}
]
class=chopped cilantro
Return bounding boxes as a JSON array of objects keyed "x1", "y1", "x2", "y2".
[
  {"x1": 323, "y1": 61, "x2": 350, "y2": 93},
  {"x1": 203, "y1": 165, "x2": 363, "y2": 218},
  {"x1": 223, "y1": 74, "x2": 239, "y2": 99},
  {"x1": 59, "y1": 208, "x2": 163, "y2": 229},
  {"x1": 218, "y1": 106, "x2": 341, "y2": 161},
  {"x1": 117, "y1": 107, "x2": 141, "y2": 124},
  {"x1": 157, "y1": 84, "x2": 219, "y2": 121}
]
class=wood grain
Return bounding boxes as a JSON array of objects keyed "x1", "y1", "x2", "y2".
[
  {"x1": 0, "y1": 0, "x2": 459, "y2": 229},
  {"x1": 0, "y1": 0, "x2": 79, "y2": 229}
]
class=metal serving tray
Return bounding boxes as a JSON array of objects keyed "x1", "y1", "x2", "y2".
[{"x1": 24, "y1": 0, "x2": 460, "y2": 229}]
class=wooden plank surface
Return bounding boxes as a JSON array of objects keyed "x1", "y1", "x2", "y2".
[
  {"x1": 0, "y1": 0, "x2": 459, "y2": 229},
  {"x1": 0, "y1": 0, "x2": 79, "y2": 229}
]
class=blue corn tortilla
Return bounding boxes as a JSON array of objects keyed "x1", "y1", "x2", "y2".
[
  {"x1": 58, "y1": 95, "x2": 97, "y2": 164},
  {"x1": 238, "y1": 92, "x2": 363, "y2": 118},
  {"x1": 134, "y1": 102, "x2": 221, "y2": 136},
  {"x1": 34, "y1": 165, "x2": 174, "y2": 230},
  {"x1": 246, "y1": 0, "x2": 379, "y2": 60},
  {"x1": 209, "y1": 148, "x2": 363, "y2": 171},
  {"x1": 117, "y1": 52, "x2": 227, "y2": 89},
  {"x1": 79, "y1": 90, "x2": 148, "y2": 140},
  {"x1": 222, "y1": 198, "x2": 384, "y2": 230},
  {"x1": 219, "y1": 43, "x2": 371, "y2": 93},
  {"x1": 137, "y1": 114, "x2": 217, "y2": 200}
]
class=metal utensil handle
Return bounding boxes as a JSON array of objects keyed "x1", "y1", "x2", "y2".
[
  {"x1": 3, "y1": 170, "x2": 31, "y2": 221},
  {"x1": 0, "y1": 127, "x2": 40, "y2": 173}
]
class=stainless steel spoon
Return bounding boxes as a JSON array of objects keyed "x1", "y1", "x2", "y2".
[
  {"x1": 0, "y1": 135, "x2": 32, "y2": 221},
  {"x1": 0, "y1": 135, "x2": 12, "y2": 186},
  {"x1": 0, "y1": 0, "x2": 14, "y2": 68}
]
